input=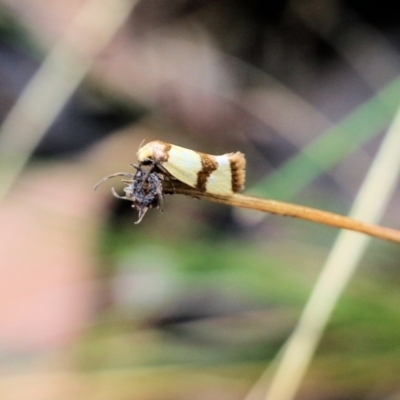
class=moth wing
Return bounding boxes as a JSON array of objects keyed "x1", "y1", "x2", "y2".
[
  {"x1": 205, "y1": 155, "x2": 234, "y2": 195},
  {"x1": 163, "y1": 146, "x2": 202, "y2": 188}
]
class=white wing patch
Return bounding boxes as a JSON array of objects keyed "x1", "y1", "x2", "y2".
[
  {"x1": 206, "y1": 155, "x2": 233, "y2": 195},
  {"x1": 163, "y1": 146, "x2": 202, "y2": 188}
]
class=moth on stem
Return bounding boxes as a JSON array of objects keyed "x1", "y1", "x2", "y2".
[
  {"x1": 95, "y1": 140, "x2": 246, "y2": 223},
  {"x1": 94, "y1": 141, "x2": 400, "y2": 245}
]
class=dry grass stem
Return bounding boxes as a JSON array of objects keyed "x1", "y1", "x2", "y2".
[
  {"x1": 0, "y1": 0, "x2": 137, "y2": 201},
  {"x1": 253, "y1": 103, "x2": 400, "y2": 400},
  {"x1": 161, "y1": 181, "x2": 400, "y2": 245}
]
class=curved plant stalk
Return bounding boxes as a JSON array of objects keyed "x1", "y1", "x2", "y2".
[
  {"x1": 99, "y1": 171, "x2": 400, "y2": 244},
  {"x1": 243, "y1": 101, "x2": 400, "y2": 400},
  {"x1": 160, "y1": 182, "x2": 400, "y2": 245}
]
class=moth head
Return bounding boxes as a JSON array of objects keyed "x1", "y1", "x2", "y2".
[{"x1": 137, "y1": 140, "x2": 171, "y2": 163}]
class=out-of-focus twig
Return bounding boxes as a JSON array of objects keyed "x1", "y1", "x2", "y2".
[
  {"x1": 243, "y1": 101, "x2": 400, "y2": 400},
  {"x1": 0, "y1": 0, "x2": 137, "y2": 201}
]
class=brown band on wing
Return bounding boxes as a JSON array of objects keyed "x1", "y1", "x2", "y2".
[
  {"x1": 229, "y1": 152, "x2": 246, "y2": 192},
  {"x1": 196, "y1": 153, "x2": 218, "y2": 192}
]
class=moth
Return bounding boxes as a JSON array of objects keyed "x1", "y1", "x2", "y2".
[
  {"x1": 137, "y1": 140, "x2": 246, "y2": 196},
  {"x1": 95, "y1": 141, "x2": 246, "y2": 223}
]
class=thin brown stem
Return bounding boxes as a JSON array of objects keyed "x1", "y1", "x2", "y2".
[{"x1": 162, "y1": 182, "x2": 400, "y2": 245}]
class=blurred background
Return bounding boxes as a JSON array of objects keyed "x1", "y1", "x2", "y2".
[{"x1": 1, "y1": 1, "x2": 400, "y2": 399}]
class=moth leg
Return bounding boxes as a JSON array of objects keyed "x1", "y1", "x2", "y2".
[
  {"x1": 163, "y1": 172, "x2": 176, "y2": 194},
  {"x1": 156, "y1": 186, "x2": 164, "y2": 212},
  {"x1": 130, "y1": 163, "x2": 141, "y2": 171},
  {"x1": 134, "y1": 206, "x2": 150, "y2": 225},
  {"x1": 111, "y1": 187, "x2": 133, "y2": 201},
  {"x1": 134, "y1": 161, "x2": 156, "y2": 190},
  {"x1": 94, "y1": 173, "x2": 135, "y2": 191},
  {"x1": 138, "y1": 159, "x2": 172, "y2": 181}
]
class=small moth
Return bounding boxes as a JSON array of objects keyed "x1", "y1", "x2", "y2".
[
  {"x1": 137, "y1": 140, "x2": 246, "y2": 196},
  {"x1": 95, "y1": 141, "x2": 246, "y2": 223}
]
